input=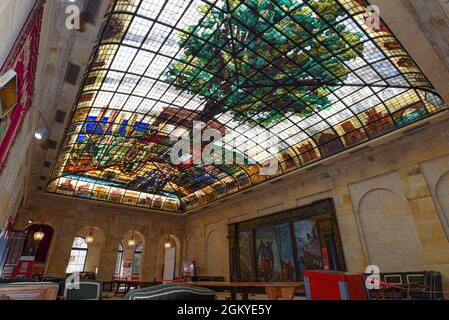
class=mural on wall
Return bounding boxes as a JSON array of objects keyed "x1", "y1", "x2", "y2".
[
  {"x1": 294, "y1": 218, "x2": 323, "y2": 272},
  {"x1": 0, "y1": 0, "x2": 44, "y2": 170},
  {"x1": 232, "y1": 199, "x2": 345, "y2": 281},
  {"x1": 255, "y1": 223, "x2": 295, "y2": 281},
  {"x1": 238, "y1": 230, "x2": 254, "y2": 279}
]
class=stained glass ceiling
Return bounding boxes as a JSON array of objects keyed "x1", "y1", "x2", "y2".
[{"x1": 48, "y1": 0, "x2": 447, "y2": 214}]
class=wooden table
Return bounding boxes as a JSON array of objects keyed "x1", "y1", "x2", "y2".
[
  {"x1": 113, "y1": 279, "x2": 140, "y2": 296},
  {"x1": 112, "y1": 280, "x2": 156, "y2": 296},
  {"x1": 187, "y1": 281, "x2": 304, "y2": 300}
]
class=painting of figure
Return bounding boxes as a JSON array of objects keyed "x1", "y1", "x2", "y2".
[
  {"x1": 255, "y1": 223, "x2": 295, "y2": 281},
  {"x1": 294, "y1": 218, "x2": 323, "y2": 272}
]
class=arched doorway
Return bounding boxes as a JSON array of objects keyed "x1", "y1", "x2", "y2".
[
  {"x1": 24, "y1": 224, "x2": 54, "y2": 278},
  {"x1": 436, "y1": 171, "x2": 449, "y2": 226}
]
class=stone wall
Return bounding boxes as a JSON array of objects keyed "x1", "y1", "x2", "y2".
[{"x1": 0, "y1": 113, "x2": 32, "y2": 227}]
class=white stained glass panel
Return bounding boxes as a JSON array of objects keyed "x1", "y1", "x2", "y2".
[
  {"x1": 115, "y1": 242, "x2": 124, "y2": 275},
  {"x1": 66, "y1": 237, "x2": 88, "y2": 273},
  {"x1": 132, "y1": 242, "x2": 143, "y2": 275}
]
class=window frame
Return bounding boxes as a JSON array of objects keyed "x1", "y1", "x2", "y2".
[
  {"x1": 115, "y1": 242, "x2": 124, "y2": 276},
  {"x1": 132, "y1": 241, "x2": 143, "y2": 276},
  {"x1": 66, "y1": 236, "x2": 89, "y2": 274}
]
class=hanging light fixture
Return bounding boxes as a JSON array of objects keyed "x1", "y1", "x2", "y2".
[
  {"x1": 28, "y1": 212, "x2": 34, "y2": 224},
  {"x1": 164, "y1": 235, "x2": 172, "y2": 249},
  {"x1": 85, "y1": 226, "x2": 94, "y2": 244},
  {"x1": 33, "y1": 225, "x2": 45, "y2": 241},
  {"x1": 127, "y1": 231, "x2": 136, "y2": 247}
]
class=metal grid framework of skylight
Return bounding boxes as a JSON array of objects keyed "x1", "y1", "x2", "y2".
[{"x1": 48, "y1": 0, "x2": 447, "y2": 213}]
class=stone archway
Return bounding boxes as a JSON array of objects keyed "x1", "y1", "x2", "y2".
[
  {"x1": 436, "y1": 171, "x2": 449, "y2": 226},
  {"x1": 24, "y1": 224, "x2": 54, "y2": 277}
]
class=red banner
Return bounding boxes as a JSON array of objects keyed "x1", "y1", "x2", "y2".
[
  {"x1": 0, "y1": 0, "x2": 44, "y2": 170},
  {"x1": 11, "y1": 256, "x2": 34, "y2": 279}
]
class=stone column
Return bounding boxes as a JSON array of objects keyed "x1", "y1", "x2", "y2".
[
  {"x1": 96, "y1": 218, "x2": 121, "y2": 282},
  {"x1": 97, "y1": 236, "x2": 119, "y2": 282},
  {"x1": 141, "y1": 232, "x2": 158, "y2": 281},
  {"x1": 331, "y1": 172, "x2": 368, "y2": 273},
  {"x1": 44, "y1": 215, "x2": 79, "y2": 277},
  {"x1": 45, "y1": 236, "x2": 73, "y2": 277}
]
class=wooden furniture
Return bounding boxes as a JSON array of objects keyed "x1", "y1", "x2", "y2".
[
  {"x1": 113, "y1": 279, "x2": 140, "y2": 296},
  {"x1": 190, "y1": 276, "x2": 225, "y2": 282},
  {"x1": 187, "y1": 281, "x2": 304, "y2": 300},
  {"x1": 66, "y1": 272, "x2": 96, "y2": 280},
  {"x1": 111, "y1": 276, "x2": 139, "y2": 295},
  {"x1": 265, "y1": 287, "x2": 296, "y2": 300},
  {"x1": 0, "y1": 282, "x2": 59, "y2": 300},
  {"x1": 112, "y1": 278, "x2": 156, "y2": 295},
  {"x1": 138, "y1": 281, "x2": 157, "y2": 289}
]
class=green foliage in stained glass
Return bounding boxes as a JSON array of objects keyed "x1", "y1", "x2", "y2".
[{"x1": 166, "y1": 0, "x2": 364, "y2": 126}]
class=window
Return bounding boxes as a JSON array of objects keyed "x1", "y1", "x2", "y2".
[
  {"x1": 66, "y1": 236, "x2": 88, "y2": 273},
  {"x1": 132, "y1": 242, "x2": 143, "y2": 275},
  {"x1": 115, "y1": 242, "x2": 123, "y2": 275}
]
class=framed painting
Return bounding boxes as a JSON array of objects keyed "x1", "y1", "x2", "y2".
[
  {"x1": 229, "y1": 199, "x2": 345, "y2": 281},
  {"x1": 255, "y1": 223, "x2": 295, "y2": 281}
]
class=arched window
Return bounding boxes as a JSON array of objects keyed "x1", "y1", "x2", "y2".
[
  {"x1": 115, "y1": 242, "x2": 124, "y2": 275},
  {"x1": 132, "y1": 242, "x2": 143, "y2": 275},
  {"x1": 66, "y1": 236, "x2": 88, "y2": 273}
]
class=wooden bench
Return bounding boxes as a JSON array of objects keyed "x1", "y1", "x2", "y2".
[{"x1": 0, "y1": 282, "x2": 59, "y2": 300}]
